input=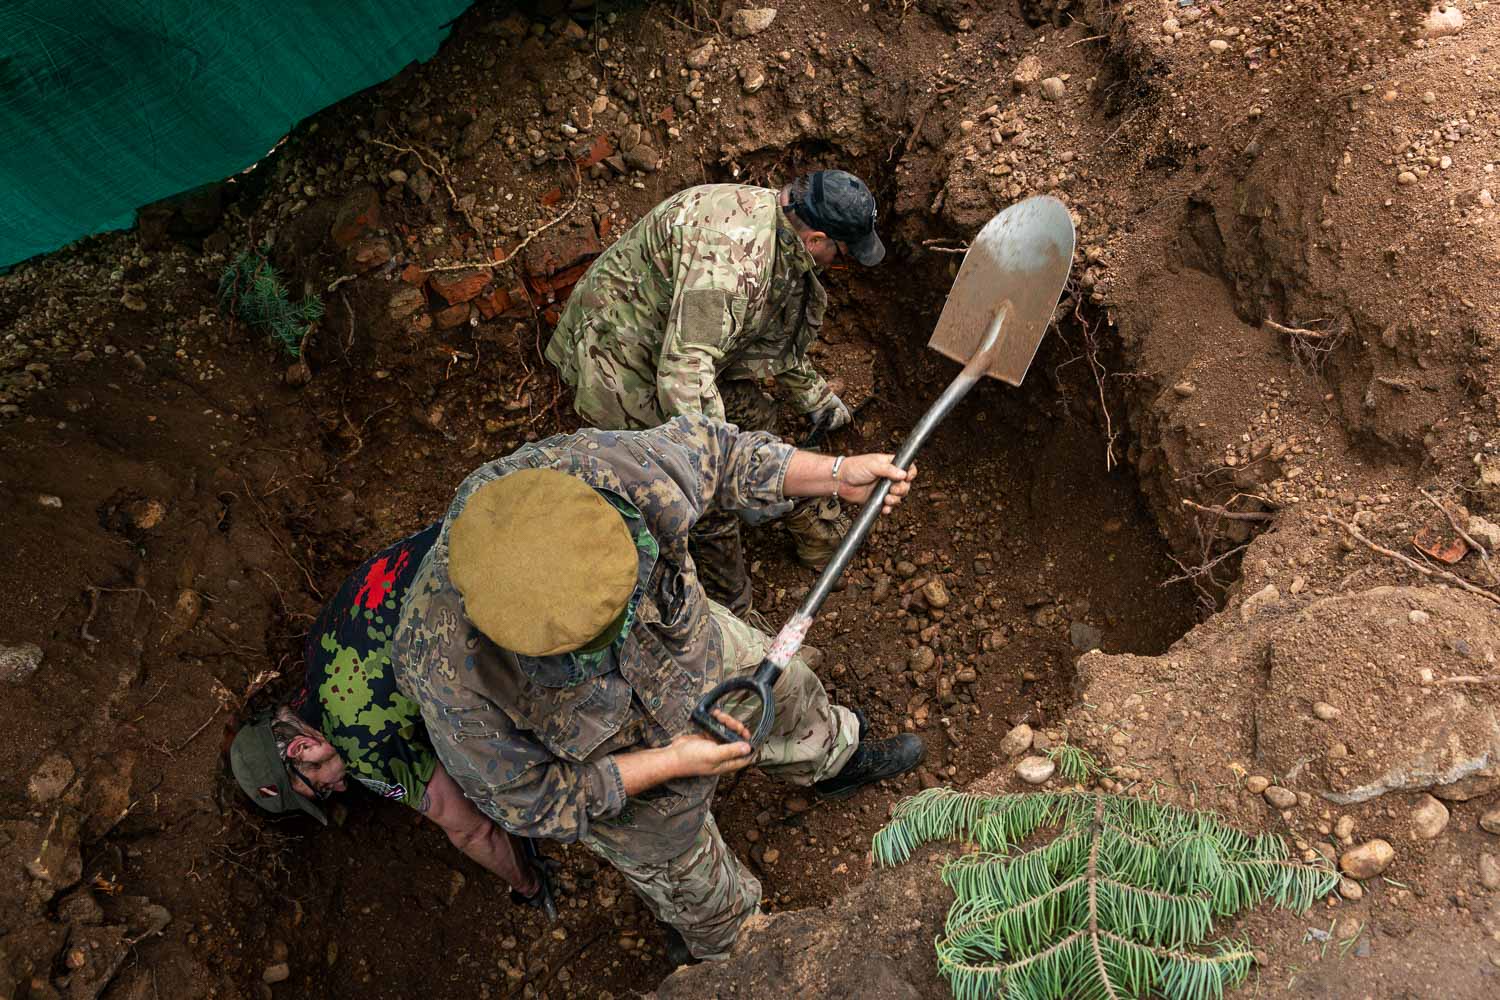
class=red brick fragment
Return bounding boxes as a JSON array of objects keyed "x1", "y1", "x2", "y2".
[
  {"x1": 330, "y1": 186, "x2": 380, "y2": 248},
  {"x1": 430, "y1": 268, "x2": 492, "y2": 305},
  {"x1": 475, "y1": 288, "x2": 513, "y2": 320},
  {"x1": 434, "y1": 303, "x2": 472, "y2": 330}
]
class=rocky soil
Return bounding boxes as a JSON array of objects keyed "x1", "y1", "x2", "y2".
[{"x1": 3, "y1": 1, "x2": 1500, "y2": 999}]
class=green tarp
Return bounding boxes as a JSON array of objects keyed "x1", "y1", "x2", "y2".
[{"x1": 0, "y1": 0, "x2": 473, "y2": 269}]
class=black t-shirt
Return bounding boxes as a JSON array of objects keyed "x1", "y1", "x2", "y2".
[{"x1": 291, "y1": 523, "x2": 441, "y2": 809}]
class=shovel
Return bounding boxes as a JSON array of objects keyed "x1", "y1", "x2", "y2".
[{"x1": 693, "y1": 196, "x2": 1076, "y2": 747}]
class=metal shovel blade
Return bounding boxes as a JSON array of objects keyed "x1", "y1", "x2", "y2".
[{"x1": 927, "y1": 196, "x2": 1076, "y2": 386}]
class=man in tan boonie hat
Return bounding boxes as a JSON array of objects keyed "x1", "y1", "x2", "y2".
[
  {"x1": 448, "y1": 468, "x2": 639, "y2": 657},
  {"x1": 393, "y1": 412, "x2": 924, "y2": 961}
]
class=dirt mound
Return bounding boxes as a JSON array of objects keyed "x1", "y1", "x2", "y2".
[
  {"x1": 3, "y1": 0, "x2": 1500, "y2": 998},
  {"x1": 650, "y1": 852, "x2": 951, "y2": 1000},
  {"x1": 1258, "y1": 586, "x2": 1500, "y2": 805},
  {"x1": 658, "y1": 578, "x2": 1500, "y2": 1000}
]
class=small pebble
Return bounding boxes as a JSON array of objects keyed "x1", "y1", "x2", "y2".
[
  {"x1": 1398, "y1": 171, "x2": 1418, "y2": 186},
  {"x1": 1312, "y1": 701, "x2": 1340, "y2": 721},
  {"x1": 1340, "y1": 839, "x2": 1395, "y2": 879},
  {"x1": 262, "y1": 963, "x2": 290, "y2": 985},
  {"x1": 1039, "y1": 77, "x2": 1065, "y2": 102},
  {"x1": 1000, "y1": 723, "x2": 1034, "y2": 756},
  {"x1": 1480, "y1": 853, "x2": 1500, "y2": 891},
  {"x1": 1264, "y1": 785, "x2": 1298, "y2": 810},
  {"x1": 1408, "y1": 609, "x2": 1430, "y2": 625},
  {"x1": 1338, "y1": 877, "x2": 1364, "y2": 901},
  {"x1": 1480, "y1": 806, "x2": 1500, "y2": 835},
  {"x1": 1410, "y1": 794, "x2": 1449, "y2": 840},
  {"x1": 921, "y1": 579, "x2": 951, "y2": 609},
  {"x1": 1208, "y1": 39, "x2": 1229, "y2": 53},
  {"x1": 1246, "y1": 776, "x2": 1270, "y2": 795},
  {"x1": 1016, "y1": 755, "x2": 1056, "y2": 785}
]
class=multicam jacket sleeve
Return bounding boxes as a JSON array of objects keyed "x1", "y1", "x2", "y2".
[
  {"x1": 772, "y1": 352, "x2": 834, "y2": 415},
  {"x1": 393, "y1": 415, "x2": 795, "y2": 848}
]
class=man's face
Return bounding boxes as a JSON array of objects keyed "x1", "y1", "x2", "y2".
[
  {"x1": 800, "y1": 230, "x2": 846, "y2": 270},
  {"x1": 259, "y1": 733, "x2": 348, "y2": 801}
]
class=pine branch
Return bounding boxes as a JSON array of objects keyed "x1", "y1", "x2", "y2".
[
  {"x1": 217, "y1": 247, "x2": 323, "y2": 358},
  {"x1": 1047, "y1": 743, "x2": 1105, "y2": 783},
  {"x1": 874, "y1": 788, "x2": 1335, "y2": 1000}
]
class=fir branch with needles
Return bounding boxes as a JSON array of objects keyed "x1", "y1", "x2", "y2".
[
  {"x1": 218, "y1": 247, "x2": 324, "y2": 358},
  {"x1": 1045, "y1": 742, "x2": 1105, "y2": 783},
  {"x1": 872, "y1": 789, "x2": 1336, "y2": 1000}
]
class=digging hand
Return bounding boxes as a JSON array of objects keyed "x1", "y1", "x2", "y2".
[{"x1": 815, "y1": 393, "x2": 853, "y2": 431}]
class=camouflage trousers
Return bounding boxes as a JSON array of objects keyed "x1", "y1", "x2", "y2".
[
  {"x1": 690, "y1": 380, "x2": 781, "y2": 615},
  {"x1": 582, "y1": 602, "x2": 859, "y2": 960},
  {"x1": 573, "y1": 377, "x2": 840, "y2": 615}
]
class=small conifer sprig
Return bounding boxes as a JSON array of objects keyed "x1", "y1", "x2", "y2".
[
  {"x1": 872, "y1": 789, "x2": 1337, "y2": 1000},
  {"x1": 1045, "y1": 743, "x2": 1104, "y2": 783},
  {"x1": 218, "y1": 248, "x2": 324, "y2": 357}
]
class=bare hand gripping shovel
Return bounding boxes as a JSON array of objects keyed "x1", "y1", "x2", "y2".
[{"x1": 693, "y1": 196, "x2": 1076, "y2": 747}]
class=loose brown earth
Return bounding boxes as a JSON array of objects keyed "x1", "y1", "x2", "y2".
[{"x1": 3, "y1": 2, "x2": 1500, "y2": 999}]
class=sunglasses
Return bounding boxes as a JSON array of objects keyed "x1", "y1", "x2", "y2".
[{"x1": 288, "y1": 760, "x2": 335, "y2": 800}]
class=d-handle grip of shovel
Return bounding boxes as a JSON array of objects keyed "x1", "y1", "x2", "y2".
[{"x1": 690, "y1": 660, "x2": 779, "y2": 748}]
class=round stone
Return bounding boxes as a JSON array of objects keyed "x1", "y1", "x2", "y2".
[
  {"x1": 1264, "y1": 785, "x2": 1298, "y2": 809},
  {"x1": 1000, "y1": 723, "x2": 1034, "y2": 756},
  {"x1": 1016, "y1": 755, "x2": 1057, "y2": 785},
  {"x1": 1339, "y1": 839, "x2": 1395, "y2": 879},
  {"x1": 1410, "y1": 794, "x2": 1450, "y2": 841}
]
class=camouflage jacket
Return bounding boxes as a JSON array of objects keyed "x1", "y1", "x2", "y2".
[
  {"x1": 391, "y1": 415, "x2": 795, "y2": 863},
  {"x1": 544, "y1": 184, "x2": 834, "y2": 429}
]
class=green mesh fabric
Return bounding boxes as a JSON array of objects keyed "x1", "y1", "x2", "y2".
[{"x1": 0, "y1": 0, "x2": 472, "y2": 268}]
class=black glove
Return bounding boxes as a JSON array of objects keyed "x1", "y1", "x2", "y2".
[{"x1": 509, "y1": 837, "x2": 560, "y2": 921}]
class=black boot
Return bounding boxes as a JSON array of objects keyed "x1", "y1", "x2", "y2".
[
  {"x1": 814, "y1": 727, "x2": 925, "y2": 800},
  {"x1": 662, "y1": 925, "x2": 698, "y2": 967}
]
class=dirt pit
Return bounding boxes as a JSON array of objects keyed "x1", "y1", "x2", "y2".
[
  {"x1": 256, "y1": 272, "x2": 1200, "y2": 998},
  {"x1": 9, "y1": 1, "x2": 1499, "y2": 998}
]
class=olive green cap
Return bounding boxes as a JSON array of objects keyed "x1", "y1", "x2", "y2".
[
  {"x1": 228, "y1": 714, "x2": 327, "y2": 825},
  {"x1": 449, "y1": 469, "x2": 638, "y2": 657}
]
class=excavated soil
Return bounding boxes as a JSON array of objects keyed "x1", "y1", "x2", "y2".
[{"x1": 3, "y1": 1, "x2": 1500, "y2": 999}]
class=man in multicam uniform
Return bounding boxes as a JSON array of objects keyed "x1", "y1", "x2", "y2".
[
  {"x1": 227, "y1": 525, "x2": 554, "y2": 914},
  {"x1": 392, "y1": 413, "x2": 926, "y2": 961},
  {"x1": 544, "y1": 170, "x2": 886, "y2": 614}
]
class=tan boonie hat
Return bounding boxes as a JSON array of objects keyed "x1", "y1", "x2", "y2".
[{"x1": 450, "y1": 468, "x2": 638, "y2": 657}]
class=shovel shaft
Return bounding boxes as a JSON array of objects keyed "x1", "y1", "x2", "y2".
[
  {"x1": 788, "y1": 304, "x2": 1008, "y2": 636},
  {"x1": 693, "y1": 306, "x2": 1010, "y2": 745}
]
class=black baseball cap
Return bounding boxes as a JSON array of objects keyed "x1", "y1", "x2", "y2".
[
  {"x1": 787, "y1": 170, "x2": 885, "y2": 266},
  {"x1": 229, "y1": 711, "x2": 328, "y2": 824}
]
